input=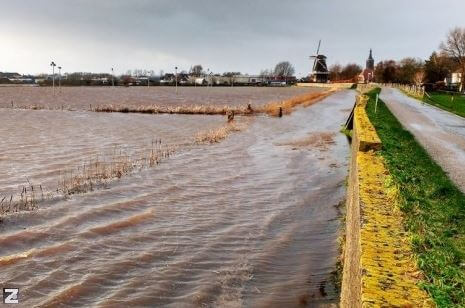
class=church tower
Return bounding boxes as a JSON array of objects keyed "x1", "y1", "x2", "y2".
[
  {"x1": 366, "y1": 49, "x2": 374, "y2": 70},
  {"x1": 358, "y1": 49, "x2": 375, "y2": 83}
]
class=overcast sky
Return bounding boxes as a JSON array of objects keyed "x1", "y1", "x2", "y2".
[{"x1": 1, "y1": 0, "x2": 464, "y2": 76}]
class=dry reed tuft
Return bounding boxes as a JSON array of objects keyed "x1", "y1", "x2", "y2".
[
  {"x1": 3, "y1": 104, "x2": 76, "y2": 111},
  {"x1": 94, "y1": 104, "x2": 256, "y2": 116},
  {"x1": 195, "y1": 118, "x2": 250, "y2": 144},
  {"x1": 0, "y1": 142, "x2": 176, "y2": 216},
  {"x1": 58, "y1": 142, "x2": 176, "y2": 195},
  {"x1": 0, "y1": 180, "x2": 45, "y2": 215},
  {"x1": 263, "y1": 89, "x2": 336, "y2": 116}
]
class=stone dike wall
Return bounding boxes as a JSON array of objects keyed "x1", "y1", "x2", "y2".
[{"x1": 340, "y1": 95, "x2": 432, "y2": 307}]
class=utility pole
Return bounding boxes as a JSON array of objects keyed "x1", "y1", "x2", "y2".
[
  {"x1": 50, "y1": 61, "x2": 56, "y2": 94},
  {"x1": 58, "y1": 66, "x2": 62, "y2": 92},
  {"x1": 111, "y1": 68, "x2": 115, "y2": 87},
  {"x1": 175, "y1": 66, "x2": 178, "y2": 94}
]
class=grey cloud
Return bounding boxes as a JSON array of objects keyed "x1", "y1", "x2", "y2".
[{"x1": 0, "y1": 0, "x2": 464, "y2": 75}]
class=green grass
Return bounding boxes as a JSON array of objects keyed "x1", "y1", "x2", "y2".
[
  {"x1": 365, "y1": 88, "x2": 465, "y2": 307},
  {"x1": 423, "y1": 92, "x2": 465, "y2": 118}
]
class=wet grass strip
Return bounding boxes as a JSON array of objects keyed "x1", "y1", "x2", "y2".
[
  {"x1": 423, "y1": 92, "x2": 465, "y2": 118},
  {"x1": 365, "y1": 88, "x2": 465, "y2": 306}
]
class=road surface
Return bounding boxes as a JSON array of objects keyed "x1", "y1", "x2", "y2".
[{"x1": 380, "y1": 87, "x2": 465, "y2": 193}]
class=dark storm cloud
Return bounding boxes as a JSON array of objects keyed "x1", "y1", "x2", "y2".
[{"x1": 1, "y1": 0, "x2": 464, "y2": 75}]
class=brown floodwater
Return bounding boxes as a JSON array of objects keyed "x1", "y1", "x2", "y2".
[
  {"x1": 0, "y1": 110, "x2": 224, "y2": 198},
  {"x1": 0, "y1": 86, "x2": 323, "y2": 110},
  {"x1": 0, "y1": 90, "x2": 355, "y2": 307}
]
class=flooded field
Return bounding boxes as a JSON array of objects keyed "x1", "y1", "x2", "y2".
[
  {"x1": 0, "y1": 89, "x2": 354, "y2": 307},
  {"x1": 0, "y1": 110, "x2": 225, "y2": 199},
  {"x1": 0, "y1": 86, "x2": 324, "y2": 110}
]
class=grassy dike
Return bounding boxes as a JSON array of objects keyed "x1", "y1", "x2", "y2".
[{"x1": 365, "y1": 88, "x2": 465, "y2": 307}]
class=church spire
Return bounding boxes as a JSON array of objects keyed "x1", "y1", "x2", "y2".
[{"x1": 366, "y1": 49, "x2": 374, "y2": 70}]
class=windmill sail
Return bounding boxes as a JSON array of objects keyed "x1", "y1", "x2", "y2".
[
  {"x1": 309, "y1": 40, "x2": 329, "y2": 83},
  {"x1": 312, "y1": 40, "x2": 321, "y2": 73}
]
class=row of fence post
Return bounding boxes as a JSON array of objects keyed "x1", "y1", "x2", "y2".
[{"x1": 382, "y1": 83, "x2": 425, "y2": 99}]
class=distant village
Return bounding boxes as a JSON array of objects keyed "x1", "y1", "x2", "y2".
[
  {"x1": 0, "y1": 63, "x2": 300, "y2": 87},
  {"x1": 0, "y1": 72, "x2": 298, "y2": 87},
  {"x1": 0, "y1": 46, "x2": 462, "y2": 92}
]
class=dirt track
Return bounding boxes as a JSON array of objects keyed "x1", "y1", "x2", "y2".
[{"x1": 380, "y1": 88, "x2": 465, "y2": 193}]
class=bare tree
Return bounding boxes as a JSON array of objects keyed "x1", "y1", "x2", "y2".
[
  {"x1": 413, "y1": 70, "x2": 426, "y2": 86},
  {"x1": 397, "y1": 57, "x2": 424, "y2": 84},
  {"x1": 329, "y1": 64, "x2": 342, "y2": 81},
  {"x1": 259, "y1": 69, "x2": 272, "y2": 77},
  {"x1": 191, "y1": 65, "x2": 203, "y2": 77},
  {"x1": 340, "y1": 63, "x2": 362, "y2": 81},
  {"x1": 274, "y1": 61, "x2": 295, "y2": 77},
  {"x1": 440, "y1": 27, "x2": 465, "y2": 91}
]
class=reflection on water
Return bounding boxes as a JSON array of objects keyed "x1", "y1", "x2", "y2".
[{"x1": 0, "y1": 90, "x2": 354, "y2": 307}]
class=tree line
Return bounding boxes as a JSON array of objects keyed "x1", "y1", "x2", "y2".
[
  {"x1": 328, "y1": 63, "x2": 363, "y2": 82},
  {"x1": 374, "y1": 27, "x2": 465, "y2": 91}
]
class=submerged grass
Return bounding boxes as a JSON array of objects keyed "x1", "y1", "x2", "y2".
[{"x1": 365, "y1": 88, "x2": 465, "y2": 307}]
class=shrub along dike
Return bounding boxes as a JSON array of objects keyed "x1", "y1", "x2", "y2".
[
  {"x1": 363, "y1": 88, "x2": 465, "y2": 307},
  {"x1": 341, "y1": 92, "x2": 433, "y2": 307}
]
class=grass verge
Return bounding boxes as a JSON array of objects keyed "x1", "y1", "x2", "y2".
[
  {"x1": 365, "y1": 88, "x2": 465, "y2": 307},
  {"x1": 423, "y1": 92, "x2": 465, "y2": 118}
]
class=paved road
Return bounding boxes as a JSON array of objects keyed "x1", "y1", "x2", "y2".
[{"x1": 380, "y1": 87, "x2": 465, "y2": 193}]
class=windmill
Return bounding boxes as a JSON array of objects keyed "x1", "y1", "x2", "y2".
[{"x1": 309, "y1": 40, "x2": 329, "y2": 83}]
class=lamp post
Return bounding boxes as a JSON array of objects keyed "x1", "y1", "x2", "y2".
[
  {"x1": 175, "y1": 66, "x2": 178, "y2": 94},
  {"x1": 111, "y1": 68, "x2": 115, "y2": 87},
  {"x1": 50, "y1": 61, "x2": 56, "y2": 94},
  {"x1": 58, "y1": 66, "x2": 62, "y2": 92}
]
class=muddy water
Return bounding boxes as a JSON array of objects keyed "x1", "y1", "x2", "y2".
[
  {"x1": 0, "y1": 90, "x2": 355, "y2": 307},
  {"x1": 0, "y1": 86, "x2": 323, "y2": 110},
  {"x1": 0, "y1": 110, "x2": 224, "y2": 197}
]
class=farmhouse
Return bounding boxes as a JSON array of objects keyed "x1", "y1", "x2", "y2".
[{"x1": 445, "y1": 71, "x2": 463, "y2": 92}]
